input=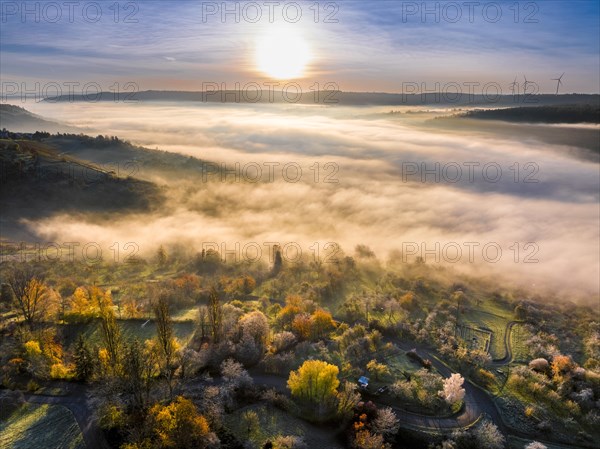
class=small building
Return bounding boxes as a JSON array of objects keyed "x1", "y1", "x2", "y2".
[{"x1": 358, "y1": 376, "x2": 370, "y2": 389}]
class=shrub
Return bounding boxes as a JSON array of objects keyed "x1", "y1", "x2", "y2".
[
  {"x1": 529, "y1": 358, "x2": 549, "y2": 372},
  {"x1": 50, "y1": 363, "x2": 73, "y2": 380},
  {"x1": 475, "y1": 368, "x2": 496, "y2": 387}
]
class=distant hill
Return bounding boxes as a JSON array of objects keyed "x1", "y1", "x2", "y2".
[
  {"x1": 0, "y1": 137, "x2": 164, "y2": 240},
  {"x1": 42, "y1": 134, "x2": 216, "y2": 182},
  {"x1": 41, "y1": 90, "x2": 600, "y2": 107},
  {"x1": 460, "y1": 104, "x2": 600, "y2": 124},
  {"x1": 0, "y1": 104, "x2": 76, "y2": 133}
]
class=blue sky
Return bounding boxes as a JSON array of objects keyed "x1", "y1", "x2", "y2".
[{"x1": 1, "y1": 0, "x2": 598, "y2": 93}]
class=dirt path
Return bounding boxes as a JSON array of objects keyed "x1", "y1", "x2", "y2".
[
  {"x1": 491, "y1": 320, "x2": 520, "y2": 365},
  {"x1": 23, "y1": 382, "x2": 110, "y2": 449}
]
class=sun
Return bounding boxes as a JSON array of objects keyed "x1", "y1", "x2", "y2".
[{"x1": 255, "y1": 27, "x2": 311, "y2": 79}]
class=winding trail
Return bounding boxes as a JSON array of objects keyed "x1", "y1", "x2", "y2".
[
  {"x1": 22, "y1": 382, "x2": 110, "y2": 449},
  {"x1": 491, "y1": 320, "x2": 520, "y2": 366}
]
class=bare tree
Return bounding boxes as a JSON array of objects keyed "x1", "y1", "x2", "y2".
[
  {"x1": 208, "y1": 287, "x2": 223, "y2": 343},
  {"x1": 198, "y1": 306, "x2": 208, "y2": 340},
  {"x1": 7, "y1": 264, "x2": 48, "y2": 327},
  {"x1": 336, "y1": 381, "x2": 361, "y2": 421},
  {"x1": 154, "y1": 293, "x2": 177, "y2": 398},
  {"x1": 98, "y1": 297, "x2": 122, "y2": 376},
  {"x1": 372, "y1": 407, "x2": 399, "y2": 437}
]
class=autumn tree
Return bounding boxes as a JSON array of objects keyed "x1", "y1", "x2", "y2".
[
  {"x1": 207, "y1": 287, "x2": 223, "y2": 343},
  {"x1": 352, "y1": 429, "x2": 387, "y2": 449},
  {"x1": 310, "y1": 309, "x2": 336, "y2": 340},
  {"x1": 287, "y1": 360, "x2": 340, "y2": 404},
  {"x1": 70, "y1": 285, "x2": 103, "y2": 319},
  {"x1": 240, "y1": 275, "x2": 256, "y2": 295},
  {"x1": 276, "y1": 303, "x2": 302, "y2": 330},
  {"x1": 98, "y1": 294, "x2": 122, "y2": 376},
  {"x1": 366, "y1": 360, "x2": 391, "y2": 381},
  {"x1": 551, "y1": 355, "x2": 573, "y2": 381},
  {"x1": 291, "y1": 313, "x2": 311, "y2": 340},
  {"x1": 147, "y1": 396, "x2": 216, "y2": 449},
  {"x1": 399, "y1": 292, "x2": 416, "y2": 311},
  {"x1": 175, "y1": 274, "x2": 201, "y2": 300},
  {"x1": 7, "y1": 264, "x2": 48, "y2": 327}
]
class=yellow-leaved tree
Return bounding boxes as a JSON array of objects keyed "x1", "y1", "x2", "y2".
[
  {"x1": 287, "y1": 360, "x2": 340, "y2": 404},
  {"x1": 149, "y1": 396, "x2": 214, "y2": 449}
]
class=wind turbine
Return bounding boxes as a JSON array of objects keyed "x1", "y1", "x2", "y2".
[
  {"x1": 551, "y1": 73, "x2": 565, "y2": 95},
  {"x1": 523, "y1": 75, "x2": 532, "y2": 92},
  {"x1": 509, "y1": 76, "x2": 519, "y2": 94}
]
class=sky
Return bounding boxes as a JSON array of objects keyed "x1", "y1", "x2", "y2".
[{"x1": 1, "y1": 0, "x2": 599, "y2": 94}]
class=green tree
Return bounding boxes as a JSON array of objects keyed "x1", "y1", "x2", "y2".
[
  {"x1": 157, "y1": 245, "x2": 168, "y2": 266},
  {"x1": 272, "y1": 245, "x2": 283, "y2": 276},
  {"x1": 73, "y1": 334, "x2": 94, "y2": 381},
  {"x1": 242, "y1": 410, "x2": 259, "y2": 437}
]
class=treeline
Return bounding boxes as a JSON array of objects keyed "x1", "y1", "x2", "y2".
[{"x1": 461, "y1": 104, "x2": 600, "y2": 124}]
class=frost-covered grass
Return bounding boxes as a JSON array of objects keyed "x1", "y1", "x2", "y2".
[{"x1": 0, "y1": 403, "x2": 84, "y2": 449}]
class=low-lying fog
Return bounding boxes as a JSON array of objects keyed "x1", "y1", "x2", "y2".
[{"x1": 17, "y1": 102, "x2": 600, "y2": 300}]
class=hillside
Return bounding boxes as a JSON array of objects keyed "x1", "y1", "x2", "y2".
[
  {"x1": 43, "y1": 90, "x2": 600, "y2": 107},
  {"x1": 0, "y1": 104, "x2": 75, "y2": 133},
  {"x1": 43, "y1": 133, "x2": 215, "y2": 182},
  {"x1": 0, "y1": 138, "x2": 164, "y2": 240},
  {"x1": 460, "y1": 104, "x2": 600, "y2": 124}
]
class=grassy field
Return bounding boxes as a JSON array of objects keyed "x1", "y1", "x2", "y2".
[
  {"x1": 455, "y1": 324, "x2": 492, "y2": 353},
  {"x1": 459, "y1": 309, "x2": 510, "y2": 360},
  {"x1": 225, "y1": 404, "x2": 343, "y2": 449},
  {"x1": 0, "y1": 403, "x2": 84, "y2": 449},
  {"x1": 61, "y1": 318, "x2": 195, "y2": 348},
  {"x1": 170, "y1": 307, "x2": 199, "y2": 322},
  {"x1": 384, "y1": 349, "x2": 429, "y2": 378},
  {"x1": 510, "y1": 323, "x2": 533, "y2": 363}
]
